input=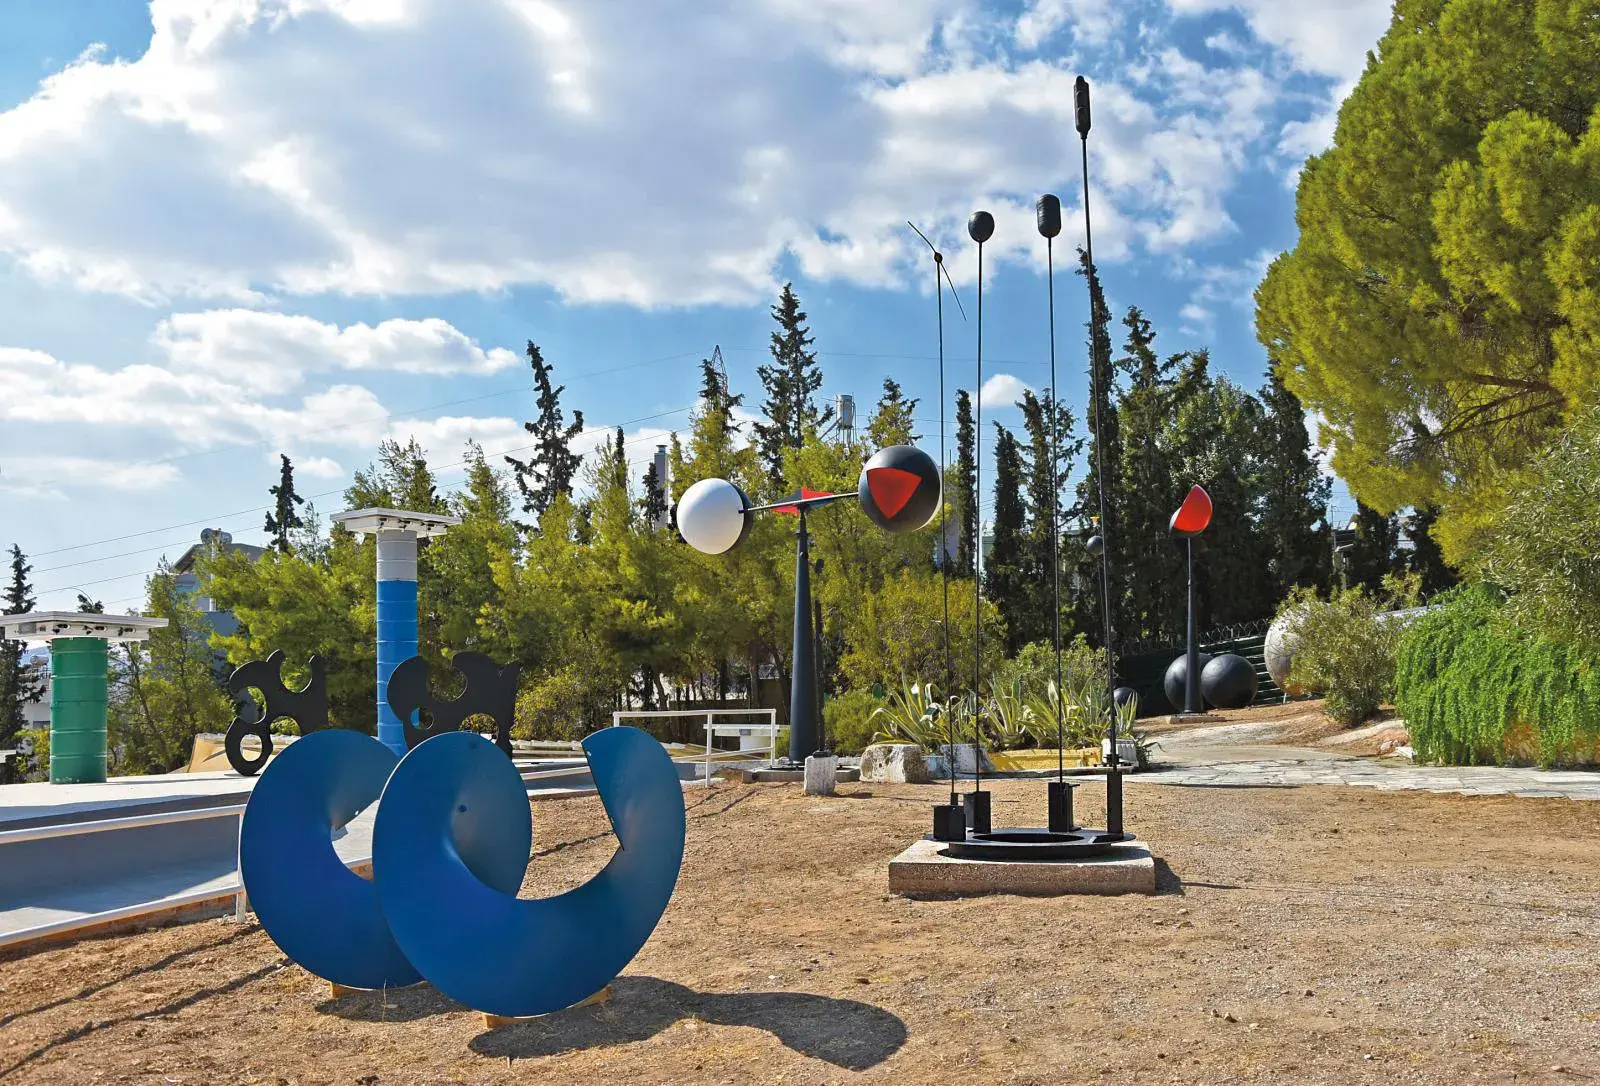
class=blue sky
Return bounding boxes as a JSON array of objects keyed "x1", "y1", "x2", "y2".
[{"x1": 0, "y1": 0, "x2": 1390, "y2": 613}]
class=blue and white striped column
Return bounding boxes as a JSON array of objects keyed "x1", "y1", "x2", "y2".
[
  {"x1": 375, "y1": 528, "x2": 420, "y2": 757},
  {"x1": 332, "y1": 508, "x2": 460, "y2": 758}
]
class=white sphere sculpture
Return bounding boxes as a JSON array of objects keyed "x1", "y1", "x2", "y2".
[
  {"x1": 675, "y1": 477, "x2": 751, "y2": 555},
  {"x1": 1264, "y1": 607, "x2": 1306, "y2": 696}
]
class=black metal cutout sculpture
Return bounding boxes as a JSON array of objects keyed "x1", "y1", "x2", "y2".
[
  {"x1": 224, "y1": 651, "x2": 329, "y2": 776},
  {"x1": 386, "y1": 652, "x2": 519, "y2": 757}
]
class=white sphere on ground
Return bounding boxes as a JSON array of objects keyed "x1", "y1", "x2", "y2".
[
  {"x1": 676, "y1": 477, "x2": 751, "y2": 555},
  {"x1": 1264, "y1": 608, "x2": 1306, "y2": 696}
]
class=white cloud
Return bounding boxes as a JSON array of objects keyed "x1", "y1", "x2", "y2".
[
  {"x1": 1178, "y1": 302, "x2": 1211, "y2": 333},
  {"x1": 0, "y1": 0, "x2": 1292, "y2": 309},
  {"x1": 1164, "y1": 0, "x2": 1390, "y2": 84},
  {"x1": 1014, "y1": 0, "x2": 1122, "y2": 49},
  {"x1": 979, "y1": 373, "x2": 1030, "y2": 410},
  {"x1": 0, "y1": 455, "x2": 180, "y2": 499},
  {"x1": 154, "y1": 310, "x2": 520, "y2": 396}
]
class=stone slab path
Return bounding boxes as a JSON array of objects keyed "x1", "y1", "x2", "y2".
[{"x1": 1137, "y1": 721, "x2": 1600, "y2": 801}]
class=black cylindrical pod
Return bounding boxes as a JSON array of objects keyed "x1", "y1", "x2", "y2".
[
  {"x1": 1074, "y1": 76, "x2": 1091, "y2": 137},
  {"x1": 1036, "y1": 193, "x2": 1061, "y2": 238},
  {"x1": 967, "y1": 210, "x2": 994, "y2": 244}
]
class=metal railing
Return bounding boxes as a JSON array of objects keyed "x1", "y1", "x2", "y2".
[{"x1": 612, "y1": 708, "x2": 780, "y2": 781}]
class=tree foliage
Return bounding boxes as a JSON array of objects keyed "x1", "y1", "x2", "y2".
[
  {"x1": 1475, "y1": 402, "x2": 1600, "y2": 644},
  {"x1": 0, "y1": 544, "x2": 42, "y2": 781},
  {"x1": 1255, "y1": 0, "x2": 1600, "y2": 561},
  {"x1": 264, "y1": 453, "x2": 305, "y2": 553},
  {"x1": 753, "y1": 283, "x2": 831, "y2": 490},
  {"x1": 505, "y1": 340, "x2": 585, "y2": 521}
]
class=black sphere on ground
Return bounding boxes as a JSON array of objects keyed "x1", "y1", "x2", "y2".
[
  {"x1": 1200, "y1": 653, "x2": 1259, "y2": 710},
  {"x1": 1163, "y1": 653, "x2": 1213, "y2": 713},
  {"x1": 1113, "y1": 686, "x2": 1139, "y2": 711}
]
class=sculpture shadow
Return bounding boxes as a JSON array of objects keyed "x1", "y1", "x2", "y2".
[
  {"x1": 1154, "y1": 858, "x2": 1186, "y2": 896},
  {"x1": 468, "y1": 976, "x2": 907, "y2": 1071}
]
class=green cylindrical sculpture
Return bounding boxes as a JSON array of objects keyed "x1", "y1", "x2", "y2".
[{"x1": 50, "y1": 637, "x2": 109, "y2": 784}]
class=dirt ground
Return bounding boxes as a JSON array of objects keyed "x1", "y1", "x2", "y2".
[{"x1": 4, "y1": 768, "x2": 1599, "y2": 1084}]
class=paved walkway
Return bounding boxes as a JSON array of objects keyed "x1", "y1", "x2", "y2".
[{"x1": 1137, "y1": 722, "x2": 1600, "y2": 801}]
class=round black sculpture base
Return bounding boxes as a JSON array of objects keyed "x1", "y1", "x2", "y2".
[{"x1": 942, "y1": 826, "x2": 1136, "y2": 862}]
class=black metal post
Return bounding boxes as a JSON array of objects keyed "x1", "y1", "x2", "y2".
[
  {"x1": 788, "y1": 508, "x2": 819, "y2": 762},
  {"x1": 813, "y1": 571, "x2": 827, "y2": 756},
  {"x1": 1186, "y1": 535, "x2": 1200, "y2": 714}
]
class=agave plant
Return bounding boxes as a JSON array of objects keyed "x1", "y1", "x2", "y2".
[
  {"x1": 982, "y1": 676, "x2": 1037, "y2": 750},
  {"x1": 1026, "y1": 676, "x2": 1103, "y2": 751},
  {"x1": 869, "y1": 677, "x2": 945, "y2": 750}
]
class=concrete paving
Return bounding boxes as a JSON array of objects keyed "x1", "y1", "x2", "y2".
[{"x1": 1136, "y1": 722, "x2": 1600, "y2": 801}]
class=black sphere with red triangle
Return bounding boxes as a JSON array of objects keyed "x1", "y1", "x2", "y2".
[{"x1": 858, "y1": 444, "x2": 941, "y2": 532}]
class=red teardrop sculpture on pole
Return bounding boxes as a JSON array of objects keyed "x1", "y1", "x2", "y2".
[{"x1": 1169, "y1": 484, "x2": 1213, "y2": 535}]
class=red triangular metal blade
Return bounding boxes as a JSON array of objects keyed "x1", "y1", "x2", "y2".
[
  {"x1": 1170, "y1": 484, "x2": 1213, "y2": 535},
  {"x1": 866, "y1": 467, "x2": 921, "y2": 519},
  {"x1": 772, "y1": 486, "x2": 837, "y2": 516}
]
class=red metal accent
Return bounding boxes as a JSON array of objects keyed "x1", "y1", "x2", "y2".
[
  {"x1": 1169, "y1": 485, "x2": 1213, "y2": 535},
  {"x1": 771, "y1": 486, "x2": 836, "y2": 517},
  {"x1": 865, "y1": 466, "x2": 921, "y2": 519}
]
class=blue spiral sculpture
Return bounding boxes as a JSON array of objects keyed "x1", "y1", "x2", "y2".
[
  {"x1": 239, "y1": 725, "x2": 686, "y2": 1017},
  {"x1": 237, "y1": 729, "x2": 420, "y2": 990}
]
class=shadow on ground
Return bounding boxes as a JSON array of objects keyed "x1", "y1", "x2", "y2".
[{"x1": 467, "y1": 976, "x2": 908, "y2": 1070}]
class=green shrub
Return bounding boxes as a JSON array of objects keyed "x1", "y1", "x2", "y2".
[
  {"x1": 996, "y1": 637, "x2": 1108, "y2": 697},
  {"x1": 1281, "y1": 574, "x2": 1419, "y2": 726},
  {"x1": 823, "y1": 689, "x2": 885, "y2": 754},
  {"x1": 1397, "y1": 584, "x2": 1600, "y2": 768},
  {"x1": 513, "y1": 663, "x2": 612, "y2": 742}
]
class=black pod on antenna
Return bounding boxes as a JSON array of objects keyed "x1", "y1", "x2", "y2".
[
  {"x1": 1036, "y1": 194, "x2": 1061, "y2": 238},
  {"x1": 967, "y1": 210, "x2": 995, "y2": 244},
  {"x1": 1074, "y1": 76, "x2": 1091, "y2": 138}
]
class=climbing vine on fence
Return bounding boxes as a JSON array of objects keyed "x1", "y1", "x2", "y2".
[{"x1": 1396, "y1": 585, "x2": 1600, "y2": 768}]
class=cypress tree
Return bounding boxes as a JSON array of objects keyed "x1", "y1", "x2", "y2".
[
  {"x1": 1257, "y1": 371, "x2": 1332, "y2": 600},
  {"x1": 263, "y1": 453, "x2": 306, "y2": 553},
  {"x1": 1018, "y1": 389, "x2": 1077, "y2": 648},
  {"x1": 505, "y1": 340, "x2": 586, "y2": 520},
  {"x1": 639, "y1": 460, "x2": 669, "y2": 527},
  {"x1": 1404, "y1": 505, "x2": 1458, "y2": 597},
  {"x1": 1073, "y1": 251, "x2": 1120, "y2": 646},
  {"x1": 985, "y1": 424, "x2": 1029, "y2": 655},
  {"x1": 954, "y1": 389, "x2": 977, "y2": 578},
  {"x1": 1343, "y1": 501, "x2": 1404, "y2": 592},
  {"x1": 753, "y1": 283, "x2": 832, "y2": 489},
  {"x1": 0, "y1": 545, "x2": 43, "y2": 780}
]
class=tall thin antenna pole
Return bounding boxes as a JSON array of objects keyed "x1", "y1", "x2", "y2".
[
  {"x1": 910, "y1": 221, "x2": 967, "y2": 834},
  {"x1": 967, "y1": 211, "x2": 994, "y2": 817},
  {"x1": 1078, "y1": 76, "x2": 1123, "y2": 834},
  {"x1": 1035, "y1": 195, "x2": 1064, "y2": 788}
]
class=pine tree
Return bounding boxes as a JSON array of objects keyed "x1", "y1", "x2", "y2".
[
  {"x1": 505, "y1": 340, "x2": 586, "y2": 520},
  {"x1": 347, "y1": 437, "x2": 448, "y2": 515},
  {"x1": 985, "y1": 425, "x2": 1028, "y2": 655},
  {"x1": 753, "y1": 283, "x2": 832, "y2": 489},
  {"x1": 954, "y1": 389, "x2": 977, "y2": 577},
  {"x1": 76, "y1": 593, "x2": 104, "y2": 613},
  {"x1": 0, "y1": 545, "x2": 44, "y2": 780},
  {"x1": 1018, "y1": 389, "x2": 1077, "y2": 648},
  {"x1": 866, "y1": 377, "x2": 919, "y2": 449},
  {"x1": 263, "y1": 453, "x2": 306, "y2": 553},
  {"x1": 698, "y1": 350, "x2": 744, "y2": 441},
  {"x1": 1257, "y1": 371, "x2": 1332, "y2": 600}
]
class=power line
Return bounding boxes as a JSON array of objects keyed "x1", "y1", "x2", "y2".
[
  {"x1": 24, "y1": 347, "x2": 707, "y2": 494},
  {"x1": 31, "y1": 405, "x2": 695, "y2": 599}
]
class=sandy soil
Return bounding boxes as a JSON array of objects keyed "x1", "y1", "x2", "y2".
[{"x1": 4, "y1": 773, "x2": 1598, "y2": 1085}]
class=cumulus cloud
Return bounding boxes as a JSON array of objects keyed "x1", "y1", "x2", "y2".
[
  {"x1": 0, "y1": 455, "x2": 180, "y2": 500},
  {"x1": 154, "y1": 310, "x2": 520, "y2": 396},
  {"x1": 979, "y1": 373, "x2": 1031, "y2": 410},
  {"x1": 1163, "y1": 0, "x2": 1390, "y2": 84},
  {"x1": 0, "y1": 0, "x2": 1297, "y2": 309}
]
